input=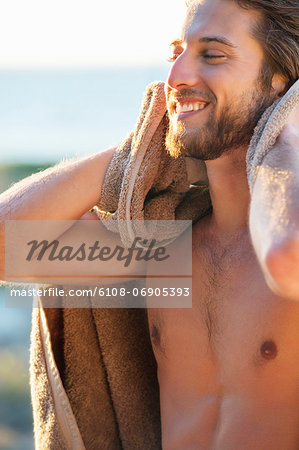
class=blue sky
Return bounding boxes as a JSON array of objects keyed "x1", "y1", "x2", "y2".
[{"x1": 0, "y1": 0, "x2": 187, "y2": 68}]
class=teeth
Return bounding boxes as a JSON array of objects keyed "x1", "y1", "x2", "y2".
[{"x1": 176, "y1": 102, "x2": 207, "y2": 114}]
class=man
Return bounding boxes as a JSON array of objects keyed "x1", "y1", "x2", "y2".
[
  {"x1": 0, "y1": 0, "x2": 298, "y2": 448},
  {"x1": 148, "y1": 0, "x2": 299, "y2": 450},
  {"x1": 147, "y1": 0, "x2": 299, "y2": 448}
]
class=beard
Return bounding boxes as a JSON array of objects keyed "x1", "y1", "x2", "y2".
[{"x1": 165, "y1": 75, "x2": 274, "y2": 160}]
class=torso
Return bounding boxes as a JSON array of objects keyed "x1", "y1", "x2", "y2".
[{"x1": 147, "y1": 217, "x2": 299, "y2": 449}]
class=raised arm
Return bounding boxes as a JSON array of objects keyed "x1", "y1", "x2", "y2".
[
  {"x1": 0, "y1": 147, "x2": 116, "y2": 279},
  {"x1": 249, "y1": 107, "x2": 299, "y2": 301},
  {"x1": 0, "y1": 148, "x2": 115, "y2": 221}
]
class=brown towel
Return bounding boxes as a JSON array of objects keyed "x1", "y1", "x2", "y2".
[
  {"x1": 31, "y1": 284, "x2": 161, "y2": 450},
  {"x1": 30, "y1": 79, "x2": 299, "y2": 450}
]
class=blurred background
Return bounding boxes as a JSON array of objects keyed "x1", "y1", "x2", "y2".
[{"x1": 0, "y1": 0, "x2": 186, "y2": 448}]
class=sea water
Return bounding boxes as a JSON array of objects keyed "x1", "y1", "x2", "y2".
[{"x1": 0, "y1": 65, "x2": 170, "y2": 164}]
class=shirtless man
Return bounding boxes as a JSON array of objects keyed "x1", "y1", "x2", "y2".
[
  {"x1": 147, "y1": 0, "x2": 299, "y2": 448},
  {"x1": 0, "y1": 0, "x2": 298, "y2": 448}
]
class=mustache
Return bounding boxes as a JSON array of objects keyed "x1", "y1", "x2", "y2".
[{"x1": 167, "y1": 88, "x2": 217, "y2": 105}]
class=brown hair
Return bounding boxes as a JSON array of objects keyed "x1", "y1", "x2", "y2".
[{"x1": 187, "y1": 0, "x2": 299, "y2": 87}]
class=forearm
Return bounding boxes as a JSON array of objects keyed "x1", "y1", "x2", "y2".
[
  {"x1": 0, "y1": 148, "x2": 115, "y2": 280},
  {"x1": 0, "y1": 148, "x2": 115, "y2": 221},
  {"x1": 249, "y1": 127, "x2": 299, "y2": 300}
]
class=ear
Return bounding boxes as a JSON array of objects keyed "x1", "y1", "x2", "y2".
[{"x1": 271, "y1": 73, "x2": 289, "y2": 97}]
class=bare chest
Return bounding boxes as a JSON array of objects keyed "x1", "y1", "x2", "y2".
[
  {"x1": 148, "y1": 230, "x2": 299, "y2": 449},
  {"x1": 149, "y1": 231, "x2": 299, "y2": 367},
  {"x1": 191, "y1": 231, "x2": 264, "y2": 342}
]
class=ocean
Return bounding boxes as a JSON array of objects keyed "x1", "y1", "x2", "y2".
[{"x1": 0, "y1": 65, "x2": 170, "y2": 164}]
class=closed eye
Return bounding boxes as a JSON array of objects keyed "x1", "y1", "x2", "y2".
[
  {"x1": 203, "y1": 54, "x2": 227, "y2": 64},
  {"x1": 204, "y1": 55, "x2": 226, "y2": 59},
  {"x1": 167, "y1": 53, "x2": 227, "y2": 63}
]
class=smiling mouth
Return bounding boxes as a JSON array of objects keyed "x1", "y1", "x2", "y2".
[
  {"x1": 176, "y1": 101, "x2": 208, "y2": 113},
  {"x1": 173, "y1": 101, "x2": 210, "y2": 119}
]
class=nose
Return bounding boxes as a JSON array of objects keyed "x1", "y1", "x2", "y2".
[{"x1": 167, "y1": 50, "x2": 199, "y2": 91}]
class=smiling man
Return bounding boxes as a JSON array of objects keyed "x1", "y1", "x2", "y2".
[
  {"x1": 147, "y1": 0, "x2": 299, "y2": 449},
  {"x1": 166, "y1": 0, "x2": 290, "y2": 160},
  {"x1": 0, "y1": 0, "x2": 299, "y2": 448}
]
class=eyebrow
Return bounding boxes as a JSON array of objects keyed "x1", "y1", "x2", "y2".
[
  {"x1": 199, "y1": 36, "x2": 237, "y2": 48},
  {"x1": 170, "y1": 36, "x2": 237, "y2": 49}
]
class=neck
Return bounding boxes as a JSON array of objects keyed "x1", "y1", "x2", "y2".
[{"x1": 205, "y1": 147, "x2": 250, "y2": 234}]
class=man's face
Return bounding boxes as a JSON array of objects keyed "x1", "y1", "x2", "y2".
[{"x1": 165, "y1": 0, "x2": 275, "y2": 160}]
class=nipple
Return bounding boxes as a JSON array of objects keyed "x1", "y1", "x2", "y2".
[{"x1": 260, "y1": 340, "x2": 277, "y2": 360}]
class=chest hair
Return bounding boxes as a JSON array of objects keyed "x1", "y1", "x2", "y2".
[{"x1": 193, "y1": 233, "x2": 247, "y2": 342}]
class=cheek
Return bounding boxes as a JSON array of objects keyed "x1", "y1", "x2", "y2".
[
  {"x1": 203, "y1": 59, "x2": 261, "y2": 90},
  {"x1": 230, "y1": 61, "x2": 265, "y2": 93},
  {"x1": 199, "y1": 65, "x2": 233, "y2": 101}
]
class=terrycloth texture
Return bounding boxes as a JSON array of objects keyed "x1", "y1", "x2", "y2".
[
  {"x1": 247, "y1": 79, "x2": 299, "y2": 191},
  {"x1": 30, "y1": 79, "x2": 299, "y2": 449},
  {"x1": 30, "y1": 304, "x2": 86, "y2": 449},
  {"x1": 31, "y1": 281, "x2": 161, "y2": 450}
]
